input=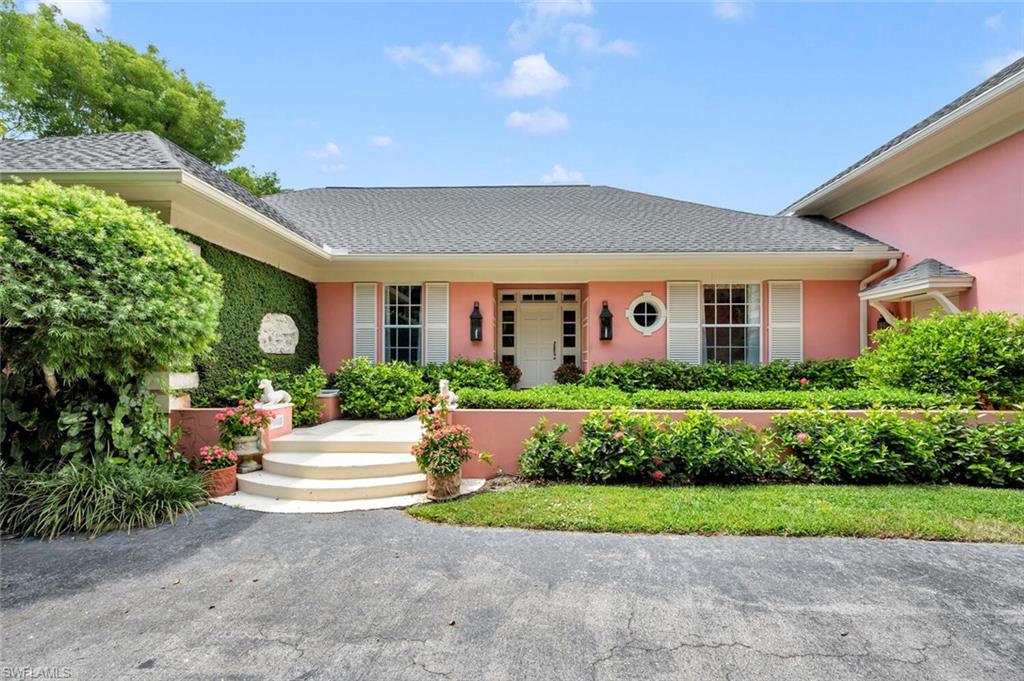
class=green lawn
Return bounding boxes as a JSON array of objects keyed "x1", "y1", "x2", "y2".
[{"x1": 408, "y1": 484, "x2": 1024, "y2": 543}]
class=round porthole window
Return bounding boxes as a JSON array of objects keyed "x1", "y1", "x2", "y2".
[{"x1": 626, "y1": 292, "x2": 666, "y2": 336}]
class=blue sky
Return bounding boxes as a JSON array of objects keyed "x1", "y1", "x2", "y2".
[{"x1": 29, "y1": 1, "x2": 1024, "y2": 213}]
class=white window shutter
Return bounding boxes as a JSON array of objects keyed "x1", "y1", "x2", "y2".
[
  {"x1": 768, "y1": 281, "x2": 803, "y2": 362},
  {"x1": 666, "y1": 281, "x2": 701, "y2": 365},
  {"x1": 353, "y1": 283, "x2": 377, "y2": 362},
  {"x1": 424, "y1": 282, "x2": 449, "y2": 365}
]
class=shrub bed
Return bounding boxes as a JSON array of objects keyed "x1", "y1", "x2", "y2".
[
  {"x1": 458, "y1": 385, "x2": 962, "y2": 410},
  {"x1": 215, "y1": 361, "x2": 327, "y2": 427},
  {"x1": 855, "y1": 311, "x2": 1024, "y2": 408},
  {"x1": 580, "y1": 358, "x2": 857, "y2": 391},
  {"x1": 518, "y1": 408, "x2": 1023, "y2": 488}
]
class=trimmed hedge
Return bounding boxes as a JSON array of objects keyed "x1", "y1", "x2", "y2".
[
  {"x1": 216, "y1": 361, "x2": 327, "y2": 427},
  {"x1": 188, "y1": 236, "x2": 319, "y2": 406},
  {"x1": 519, "y1": 408, "x2": 1024, "y2": 488},
  {"x1": 457, "y1": 385, "x2": 963, "y2": 411},
  {"x1": 580, "y1": 358, "x2": 857, "y2": 392}
]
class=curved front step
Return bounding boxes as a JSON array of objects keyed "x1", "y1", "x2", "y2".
[
  {"x1": 238, "y1": 471, "x2": 426, "y2": 501},
  {"x1": 262, "y1": 452, "x2": 419, "y2": 479},
  {"x1": 271, "y1": 436, "x2": 417, "y2": 454}
]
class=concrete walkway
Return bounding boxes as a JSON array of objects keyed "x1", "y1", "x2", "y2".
[{"x1": 2, "y1": 505, "x2": 1023, "y2": 680}]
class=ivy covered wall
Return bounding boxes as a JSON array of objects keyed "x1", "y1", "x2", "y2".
[{"x1": 187, "y1": 236, "x2": 319, "y2": 405}]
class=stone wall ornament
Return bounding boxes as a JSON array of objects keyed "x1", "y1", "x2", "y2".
[
  {"x1": 435, "y1": 379, "x2": 458, "y2": 411},
  {"x1": 257, "y1": 379, "x2": 291, "y2": 407},
  {"x1": 258, "y1": 313, "x2": 299, "y2": 355}
]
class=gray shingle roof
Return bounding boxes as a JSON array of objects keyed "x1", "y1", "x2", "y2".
[
  {"x1": 1, "y1": 132, "x2": 895, "y2": 256},
  {"x1": 785, "y1": 56, "x2": 1024, "y2": 214},
  {"x1": 0, "y1": 131, "x2": 313, "y2": 241},
  {"x1": 263, "y1": 185, "x2": 893, "y2": 254},
  {"x1": 866, "y1": 258, "x2": 972, "y2": 291}
]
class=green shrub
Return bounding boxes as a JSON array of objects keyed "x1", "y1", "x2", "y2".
[
  {"x1": 662, "y1": 410, "x2": 767, "y2": 483},
  {"x1": 187, "y1": 236, "x2": 319, "y2": 406},
  {"x1": 458, "y1": 385, "x2": 961, "y2": 411},
  {"x1": 575, "y1": 409, "x2": 666, "y2": 483},
  {"x1": 421, "y1": 357, "x2": 507, "y2": 391},
  {"x1": 856, "y1": 311, "x2": 1024, "y2": 408},
  {"x1": 553, "y1": 362, "x2": 585, "y2": 385},
  {"x1": 769, "y1": 410, "x2": 1024, "y2": 487},
  {"x1": 0, "y1": 458, "x2": 205, "y2": 539},
  {"x1": 499, "y1": 361, "x2": 522, "y2": 388},
  {"x1": 1, "y1": 180, "x2": 222, "y2": 384},
  {"x1": 215, "y1": 361, "x2": 327, "y2": 427},
  {"x1": 579, "y1": 358, "x2": 859, "y2": 392},
  {"x1": 330, "y1": 358, "x2": 423, "y2": 419},
  {"x1": 519, "y1": 419, "x2": 576, "y2": 480}
]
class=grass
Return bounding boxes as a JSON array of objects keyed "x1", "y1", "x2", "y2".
[{"x1": 408, "y1": 483, "x2": 1024, "y2": 543}]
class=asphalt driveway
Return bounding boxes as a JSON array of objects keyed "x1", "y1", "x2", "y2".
[{"x1": 2, "y1": 504, "x2": 1023, "y2": 680}]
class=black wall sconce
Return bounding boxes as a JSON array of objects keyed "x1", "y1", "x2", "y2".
[
  {"x1": 599, "y1": 301, "x2": 613, "y2": 341},
  {"x1": 470, "y1": 302, "x2": 483, "y2": 342}
]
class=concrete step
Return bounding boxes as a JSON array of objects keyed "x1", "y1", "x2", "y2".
[
  {"x1": 237, "y1": 471, "x2": 427, "y2": 502},
  {"x1": 270, "y1": 419, "x2": 421, "y2": 454},
  {"x1": 261, "y1": 452, "x2": 420, "y2": 479}
]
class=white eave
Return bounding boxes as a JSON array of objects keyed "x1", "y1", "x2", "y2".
[{"x1": 859, "y1": 276, "x2": 975, "y2": 302}]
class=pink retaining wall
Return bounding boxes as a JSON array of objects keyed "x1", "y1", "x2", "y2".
[
  {"x1": 838, "y1": 130, "x2": 1024, "y2": 315},
  {"x1": 170, "y1": 404, "x2": 293, "y2": 459},
  {"x1": 317, "y1": 282, "x2": 353, "y2": 373},
  {"x1": 454, "y1": 409, "x2": 1014, "y2": 478}
]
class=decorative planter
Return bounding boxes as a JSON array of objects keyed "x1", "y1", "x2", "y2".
[
  {"x1": 204, "y1": 464, "x2": 237, "y2": 497},
  {"x1": 235, "y1": 434, "x2": 262, "y2": 473},
  {"x1": 426, "y1": 473, "x2": 462, "y2": 501}
]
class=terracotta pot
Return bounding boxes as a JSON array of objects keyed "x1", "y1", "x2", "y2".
[
  {"x1": 204, "y1": 464, "x2": 237, "y2": 497},
  {"x1": 426, "y1": 473, "x2": 461, "y2": 501},
  {"x1": 234, "y1": 435, "x2": 262, "y2": 456}
]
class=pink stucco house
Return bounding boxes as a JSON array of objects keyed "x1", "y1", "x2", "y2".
[{"x1": 3, "y1": 58, "x2": 1021, "y2": 388}]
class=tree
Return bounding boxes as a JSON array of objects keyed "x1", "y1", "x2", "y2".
[
  {"x1": 0, "y1": 2, "x2": 245, "y2": 166},
  {"x1": 224, "y1": 165, "x2": 285, "y2": 196},
  {"x1": 0, "y1": 180, "x2": 223, "y2": 385}
]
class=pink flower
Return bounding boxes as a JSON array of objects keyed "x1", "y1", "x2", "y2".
[
  {"x1": 651, "y1": 470, "x2": 665, "y2": 482},
  {"x1": 799, "y1": 377, "x2": 809, "y2": 386},
  {"x1": 652, "y1": 456, "x2": 663, "y2": 466},
  {"x1": 796, "y1": 432, "x2": 809, "y2": 444},
  {"x1": 603, "y1": 422, "x2": 613, "y2": 431},
  {"x1": 613, "y1": 431, "x2": 624, "y2": 440}
]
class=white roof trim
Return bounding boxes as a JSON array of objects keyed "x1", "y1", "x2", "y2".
[{"x1": 859, "y1": 276, "x2": 975, "y2": 302}]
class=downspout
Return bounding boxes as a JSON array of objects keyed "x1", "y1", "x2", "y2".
[{"x1": 858, "y1": 258, "x2": 898, "y2": 350}]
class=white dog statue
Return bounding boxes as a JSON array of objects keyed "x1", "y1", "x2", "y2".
[
  {"x1": 257, "y1": 379, "x2": 291, "y2": 406},
  {"x1": 435, "y1": 379, "x2": 458, "y2": 411}
]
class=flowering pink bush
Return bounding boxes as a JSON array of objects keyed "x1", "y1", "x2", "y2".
[
  {"x1": 796, "y1": 432, "x2": 810, "y2": 444},
  {"x1": 412, "y1": 394, "x2": 489, "y2": 478},
  {"x1": 215, "y1": 400, "x2": 273, "y2": 447},
  {"x1": 198, "y1": 445, "x2": 238, "y2": 470}
]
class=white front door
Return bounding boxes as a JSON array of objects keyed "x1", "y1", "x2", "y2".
[{"x1": 518, "y1": 305, "x2": 560, "y2": 388}]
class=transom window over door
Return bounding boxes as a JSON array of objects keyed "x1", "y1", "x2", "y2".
[
  {"x1": 703, "y1": 284, "x2": 761, "y2": 365},
  {"x1": 384, "y1": 285, "x2": 422, "y2": 364}
]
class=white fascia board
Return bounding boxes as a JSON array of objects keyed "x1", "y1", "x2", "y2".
[{"x1": 859, "y1": 277, "x2": 975, "y2": 301}]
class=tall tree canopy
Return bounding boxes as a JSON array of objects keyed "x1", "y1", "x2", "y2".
[
  {"x1": 224, "y1": 166, "x2": 285, "y2": 197},
  {"x1": 0, "y1": 1, "x2": 245, "y2": 166}
]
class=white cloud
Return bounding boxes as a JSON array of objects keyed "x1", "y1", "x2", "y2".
[
  {"x1": 26, "y1": 0, "x2": 110, "y2": 29},
  {"x1": 984, "y1": 14, "x2": 1002, "y2": 30},
  {"x1": 368, "y1": 135, "x2": 394, "y2": 147},
  {"x1": 319, "y1": 163, "x2": 346, "y2": 173},
  {"x1": 498, "y1": 54, "x2": 570, "y2": 98},
  {"x1": 506, "y1": 108, "x2": 570, "y2": 134},
  {"x1": 560, "y1": 23, "x2": 638, "y2": 56},
  {"x1": 305, "y1": 142, "x2": 341, "y2": 159},
  {"x1": 385, "y1": 43, "x2": 492, "y2": 77},
  {"x1": 509, "y1": 0, "x2": 595, "y2": 50},
  {"x1": 539, "y1": 164, "x2": 584, "y2": 184},
  {"x1": 981, "y1": 50, "x2": 1024, "y2": 77},
  {"x1": 713, "y1": 1, "x2": 749, "y2": 21}
]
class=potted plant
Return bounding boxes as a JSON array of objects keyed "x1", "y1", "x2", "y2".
[
  {"x1": 215, "y1": 400, "x2": 274, "y2": 473},
  {"x1": 198, "y1": 445, "x2": 238, "y2": 497},
  {"x1": 412, "y1": 394, "x2": 489, "y2": 500}
]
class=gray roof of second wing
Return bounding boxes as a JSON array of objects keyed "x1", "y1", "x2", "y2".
[
  {"x1": 263, "y1": 185, "x2": 893, "y2": 255},
  {"x1": 866, "y1": 258, "x2": 972, "y2": 290}
]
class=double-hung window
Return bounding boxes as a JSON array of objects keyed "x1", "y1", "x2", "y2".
[
  {"x1": 384, "y1": 285, "x2": 422, "y2": 364},
  {"x1": 702, "y1": 284, "x2": 761, "y2": 365}
]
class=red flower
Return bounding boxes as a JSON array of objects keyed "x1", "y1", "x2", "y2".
[
  {"x1": 651, "y1": 470, "x2": 665, "y2": 482},
  {"x1": 796, "y1": 432, "x2": 809, "y2": 443},
  {"x1": 799, "y1": 377, "x2": 809, "y2": 386},
  {"x1": 613, "y1": 431, "x2": 624, "y2": 440}
]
